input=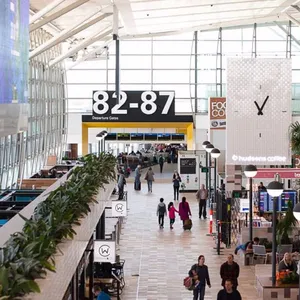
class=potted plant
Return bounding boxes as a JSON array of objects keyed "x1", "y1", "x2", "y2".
[
  {"x1": 290, "y1": 121, "x2": 300, "y2": 154},
  {"x1": 277, "y1": 201, "x2": 298, "y2": 245}
]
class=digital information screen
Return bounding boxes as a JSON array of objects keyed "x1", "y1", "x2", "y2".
[
  {"x1": 105, "y1": 133, "x2": 117, "y2": 141},
  {"x1": 180, "y1": 158, "x2": 196, "y2": 174},
  {"x1": 259, "y1": 191, "x2": 296, "y2": 212},
  {"x1": 171, "y1": 134, "x2": 185, "y2": 141},
  {"x1": 144, "y1": 133, "x2": 158, "y2": 141},
  {"x1": 158, "y1": 133, "x2": 171, "y2": 141},
  {"x1": 117, "y1": 133, "x2": 130, "y2": 141},
  {"x1": 130, "y1": 133, "x2": 144, "y2": 141}
]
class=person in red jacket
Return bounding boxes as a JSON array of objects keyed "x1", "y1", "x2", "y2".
[{"x1": 168, "y1": 201, "x2": 179, "y2": 229}]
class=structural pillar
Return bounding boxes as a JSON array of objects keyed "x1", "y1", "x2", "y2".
[{"x1": 82, "y1": 124, "x2": 88, "y2": 156}]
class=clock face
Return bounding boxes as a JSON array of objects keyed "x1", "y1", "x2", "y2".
[{"x1": 226, "y1": 58, "x2": 292, "y2": 165}]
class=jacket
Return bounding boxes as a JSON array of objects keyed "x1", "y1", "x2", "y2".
[
  {"x1": 173, "y1": 176, "x2": 181, "y2": 187},
  {"x1": 145, "y1": 170, "x2": 154, "y2": 181},
  {"x1": 179, "y1": 201, "x2": 191, "y2": 221},
  {"x1": 189, "y1": 264, "x2": 211, "y2": 286},
  {"x1": 278, "y1": 259, "x2": 297, "y2": 272},
  {"x1": 196, "y1": 189, "x2": 208, "y2": 200},
  {"x1": 168, "y1": 206, "x2": 178, "y2": 219},
  {"x1": 220, "y1": 261, "x2": 240, "y2": 287},
  {"x1": 157, "y1": 202, "x2": 167, "y2": 216},
  {"x1": 217, "y1": 289, "x2": 241, "y2": 300}
]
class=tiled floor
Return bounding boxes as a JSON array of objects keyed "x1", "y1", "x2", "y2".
[{"x1": 117, "y1": 181, "x2": 259, "y2": 300}]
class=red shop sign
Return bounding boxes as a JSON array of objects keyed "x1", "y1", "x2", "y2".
[{"x1": 254, "y1": 168, "x2": 300, "y2": 179}]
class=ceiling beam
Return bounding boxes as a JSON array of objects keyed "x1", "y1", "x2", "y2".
[
  {"x1": 285, "y1": 12, "x2": 300, "y2": 26},
  {"x1": 30, "y1": 0, "x2": 90, "y2": 32},
  {"x1": 30, "y1": 12, "x2": 112, "y2": 59},
  {"x1": 30, "y1": 0, "x2": 66, "y2": 24},
  {"x1": 48, "y1": 28, "x2": 112, "y2": 67},
  {"x1": 270, "y1": 0, "x2": 300, "y2": 14},
  {"x1": 66, "y1": 38, "x2": 112, "y2": 70},
  {"x1": 114, "y1": 0, "x2": 136, "y2": 32},
  {"x1": 291, "y1": 4, "x2": 300, "y2": 12},
  {"x1": 120, "y1": 14, "x2": 288, "y2": 39}
]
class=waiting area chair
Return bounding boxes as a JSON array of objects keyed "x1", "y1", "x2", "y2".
[
  {"x1": 276, "y1": 244, "x2": 293, "y2": 263},
  {"x1": 253, "y1": 245, "x2": 271, "y2": 264}
]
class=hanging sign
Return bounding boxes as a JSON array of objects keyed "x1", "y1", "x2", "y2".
[
  {"x1": 111, "y1": 200, "x2": 127, "y2": 217},
  {"x1": 91, "y1": 90, "x2": 176, "y2": 122},
  {"x1": 94, "y1": 240, "x2": 116, "y2": 263},
  {"x1": 209, "y1": 97, "x2": 226, "y2": 130}
]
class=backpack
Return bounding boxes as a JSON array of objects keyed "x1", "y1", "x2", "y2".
[{"x1": 158, "y1": 204, "x2": 166, "y2": 215}]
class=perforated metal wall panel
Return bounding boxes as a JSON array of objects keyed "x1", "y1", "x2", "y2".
[{"x1": 226, "y1": 58, "x2": 292, "y2": 165}]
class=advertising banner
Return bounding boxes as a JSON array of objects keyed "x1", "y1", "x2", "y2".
[
  {"x1": 226, "y1": 58, "x2": 292, "y2": 165},
  {"x1": 0, "y1": 0, "x2": 29, "y2": 137},
  {"x1": 209, "y1": 97, "x2": 226, "y2": 130},
  {"x1": 178, "y1": 153, "x2": 199, "y2": 191}
]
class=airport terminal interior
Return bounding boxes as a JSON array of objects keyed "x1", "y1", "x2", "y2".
[{"x1": 4, "y1": 0, "x2": 300, "y2": 300}]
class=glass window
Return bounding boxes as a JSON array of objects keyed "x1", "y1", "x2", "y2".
[
  {"x1": 153, "y1": 55, "x2": 191, "y2": 69},
  {"x1": 67, "y1": 84, "x2": 107, "y2": 98},
  {"x1": 67, "y1": 70, "x2": 107, "y2": 84},
  {"x1": 68, "y1": 99, "x2": 92, "y2": 112},
  {"x1": 119, "y1": 55, "x2": 151, "y2": 69},
  {"x1": 121, "y1": 70, "x2": 151, "y2": 84},
  {"x1": 152, "y1": 84, "x2": 190, "y2": 98},
  {"x1": 153, "y1": 70, "x2": 190, "y2": 83},
  {"x1": 153, "y1": 41, "x2": 193, "y2": 54},
  {"x1": 222, "y1": 28, "x2": 242, "y2": 40},
  {"x1": 121, "y1": 40, "x2": 152, "y2": 54}
]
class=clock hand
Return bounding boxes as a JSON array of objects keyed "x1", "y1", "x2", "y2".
[
  {"x1": 254, "y1": 101, "x2": 262, "y2": 115},
  {"x1": 260, "y1": 95, "x2": 269, "y2": 111}
]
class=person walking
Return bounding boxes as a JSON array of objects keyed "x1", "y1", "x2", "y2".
[
  {"x1": 173, "y1": 171, "x2": 181, "y2": 201},
  {"x1": 168, "y1": 201, "x2": 179, "y2": 229},
  {"x1": 159, "y1": 155, "x2": 164, "y2": 173},
  {"x1": 179, "y1": 196, "x2": 191, "y2": 227},
  {"x1": 196, "y1": 184, "x2": 208, "y2": 219},
  {"x1": 134, "y1": 165, "x2": 142, "y2": 191},
  {"x1": 117, "y1": 170, "x2": 126, "y2": 200},
  {"x1": 217, "y1": 279, "x2": 242, "y2": 300},
  {"x1": 157, "y1": 198, "x2": 167, "y2": 229},
  {"x1": 189, "y1": 255, "x2": 211, "y2": 300},
  {"x1": 144, "y1": 167, "x2": 155, "y2": 192},
  {"x1": 220, "y1": 254, "x2": 240, "y2": 289}
]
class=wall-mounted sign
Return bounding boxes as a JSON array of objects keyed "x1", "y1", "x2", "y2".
[
  {"x1": 92, "y1": 90, "x2": 175, "y2": 122},
  {"x1": 255, "y1": 168, "x2": 300, "y2": 179},
  {"x1": 209, "y1": 97, "x2": 226, "y2": 130},
  {"x1": 226, "y1": 58, "x2": 292, "y2": 165},
  {"x1": 111, "y1": 200, "x2": 127, "y2": 217},
  {"x1": 94, "y1": 240, "x2": 116, "y2": 263},
  {"x1": 178, "y1": 153, "x2": 199, "y2": 191}
]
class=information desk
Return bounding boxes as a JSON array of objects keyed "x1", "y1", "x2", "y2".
[{"x1": 257, "y1": 276, "x2": 299, "y2": 300}]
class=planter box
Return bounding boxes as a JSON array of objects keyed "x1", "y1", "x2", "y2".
[{"x1": 24, "y1": 181, "x2": 115, "y2": 300}]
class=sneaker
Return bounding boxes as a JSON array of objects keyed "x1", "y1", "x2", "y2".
[{"x1": 170, "y1": 226, "x2": 173, "y2": 229}]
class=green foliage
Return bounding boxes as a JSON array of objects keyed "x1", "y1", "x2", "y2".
[
  {"x1": 290, "y1": 121, "x2": 300, "y2": 154},
  {"x1": 0, "y1": 153, "x2": 116, "y2": 299},
  {"x1": 277, "y1": 201, "x2": 298, "y2": 245}
]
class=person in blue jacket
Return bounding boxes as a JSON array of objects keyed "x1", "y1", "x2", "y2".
[{"x1": 93, "y1": 285, "x2": 111, "y2": 300}]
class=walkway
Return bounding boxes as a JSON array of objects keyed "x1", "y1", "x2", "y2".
[{"x1": 118, "y1": 181, "x2": 259, "y2": 300}]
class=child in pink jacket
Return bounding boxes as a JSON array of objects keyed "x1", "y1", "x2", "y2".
[{"x1": 168, "y1": 202, "x2": 179, "y2": 229}]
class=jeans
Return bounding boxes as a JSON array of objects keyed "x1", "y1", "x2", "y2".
[
  {"x1": 158, "y1": 215, "x2": 164, "y2": 227},
  {"x1": 160, "y1": 164, "x2": 163, "y2": 173},
  {"x1": 199, "y1": 200, "x2": 207, "y2": 218},
  {"x1": 193, "y1": 284, "x2": 205, "y2": 300},
  {"x1": 173, "y1": 186, "x2": 179, "y2": 200},
  {"x1": 147, "y1": 180, "x2": 153, "y2": 192},
  {"x1": 170, "y1": 218, "x2": 175, "y2": 227}
]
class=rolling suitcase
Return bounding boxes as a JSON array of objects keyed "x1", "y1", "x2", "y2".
[
  {"x1": 134, "y1": 181, "x2": 141, "y2": 191},
  {"x1": 183, "y1": 218, "x2": 192, "y2": 230}
]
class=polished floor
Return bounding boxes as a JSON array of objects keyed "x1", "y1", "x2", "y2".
[{"x1": 117, "y1": 177, "x2": 259, "y2": 300}]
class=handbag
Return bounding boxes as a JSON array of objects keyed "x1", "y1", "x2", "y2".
[{"x1": 183, "y1": 276, "x2": 194, "y2": 290}]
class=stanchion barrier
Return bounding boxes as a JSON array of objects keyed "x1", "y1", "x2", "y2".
[{"x1": 206, "y1": 203, "x2": 216, "y2": 236}]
